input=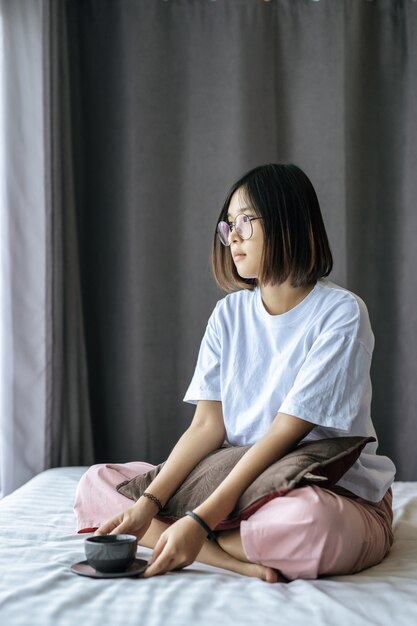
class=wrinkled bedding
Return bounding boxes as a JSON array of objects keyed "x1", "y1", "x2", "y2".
[{"x1": 0, "y1": 467, "x2": 416, "y2": 626}]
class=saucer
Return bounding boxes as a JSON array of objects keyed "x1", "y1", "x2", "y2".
[{"x1": 70, "y1": 558, "x2": 148, "y2": 579}]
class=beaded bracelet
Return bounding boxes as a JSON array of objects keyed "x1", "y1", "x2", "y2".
[
  {"x1": 142, "y1": 491, "x2": 163, "y2": 511},
  {"x1": 185, "y1": 511, "x2": 217, "y2": 542}
]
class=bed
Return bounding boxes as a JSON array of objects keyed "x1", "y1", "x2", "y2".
[{"x1": 0, "y1": 467, "x2": 416, "y2": 626}]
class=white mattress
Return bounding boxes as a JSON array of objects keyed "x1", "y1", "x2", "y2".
[{"x1": 0, "y1": 467, "x2": 416, "y2": 626}]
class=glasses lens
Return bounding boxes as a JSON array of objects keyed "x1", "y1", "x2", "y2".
[
  {"x1": 235, "y1": 214, "x2": 252, "y2": 240},
  {"x1": 217, "y1": 221, "x2": 231, "y2": 246}
]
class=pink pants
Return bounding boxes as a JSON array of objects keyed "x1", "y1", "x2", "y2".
[{"x1": 74, "y1": 461, "x2": 393, "y2": 581}]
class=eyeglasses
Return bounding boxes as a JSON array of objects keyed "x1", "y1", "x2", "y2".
[{"x1": 217, "y1": 214, "x2": 263, "y2": 246}]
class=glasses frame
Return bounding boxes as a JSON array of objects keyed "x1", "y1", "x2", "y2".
[{"x1": 217, "y1": 214, "x2": 263, "y2": 247}]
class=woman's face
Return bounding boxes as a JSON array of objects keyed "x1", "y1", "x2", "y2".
[{"x1": 227, "y1": 188, "x2": 264, "y2": 280}]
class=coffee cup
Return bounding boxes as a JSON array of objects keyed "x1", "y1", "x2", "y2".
[{"x1": 85, "y1": 535, "x2": 138, "y2": 573}]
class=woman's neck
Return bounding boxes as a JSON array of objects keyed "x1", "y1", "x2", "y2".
[{"x1": 259, "y1": 280, "x2": 316, "y2": 315}]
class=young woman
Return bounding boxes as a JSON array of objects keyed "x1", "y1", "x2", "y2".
[{"x1": 74, "y1": 163, "x2": 395, "y2": 583}]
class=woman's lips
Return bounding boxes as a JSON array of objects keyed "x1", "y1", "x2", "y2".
[{"x1": 233, "y1": 253, "x2": 246, "y2": 261}]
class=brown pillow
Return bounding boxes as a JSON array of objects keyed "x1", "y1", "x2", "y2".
[{"x1": 116, "y1": 436, "x2": 374, "y2": 530}]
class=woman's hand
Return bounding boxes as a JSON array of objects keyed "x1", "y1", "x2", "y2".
[
  {"x1": 94, "y1": 498, "x2": 156, "y2": 540},
  {"x1": 143, "y1": 515, "x2": 208, "y2": 578}
]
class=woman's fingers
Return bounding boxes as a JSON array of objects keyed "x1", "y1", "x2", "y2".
[
  {"x1": 108, "y1": 516, "x2": 133, "y2": 535},
  {"x1": 109, "y1": 524, "x2": 125, "y2": 535},
  {"x1": 94, "y1": 508, "x2": 146, "y2": 538},
  {"x1": 143, "y1": 555, "x2": 177, "y2": 578},
  {"x1": 144, "y1": 536, "x2": 173, "y2": 577},
  {"x1": 144, "y1": 538, "x2": 191, "y2": 577},
  {"x1": 94, "y1": 517, "x2": 121, "y2": 536},
  {"x1": 147, "y1": 534, "x2": 166, "y2": 566}
]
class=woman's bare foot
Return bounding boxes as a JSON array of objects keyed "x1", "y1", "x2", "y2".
[
  {"x1": 264, "y1": 566, "x2": 288, "y2": 583},
  {"x1": 250, "y1": 563, "x2": 287, "y2": 583}
]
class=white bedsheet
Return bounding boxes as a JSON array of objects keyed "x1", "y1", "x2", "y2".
[{"x1": 0, "y1": 467, "x2": 416, "y2": 626}]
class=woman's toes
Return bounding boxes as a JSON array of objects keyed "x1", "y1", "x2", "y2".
[{"x1": 263, "y1": 566, "x2": 288, "y2": 583}]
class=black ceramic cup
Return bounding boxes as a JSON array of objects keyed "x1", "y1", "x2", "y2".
[{"x1": 85, "y1": 535, "x2": 138, "y2": 573}]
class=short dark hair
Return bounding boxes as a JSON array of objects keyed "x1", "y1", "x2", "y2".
[{"x1": 211, "y1": 163, "x2": 333, "y2": 292}]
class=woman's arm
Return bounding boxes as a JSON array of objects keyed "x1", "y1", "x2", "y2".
[
  {"x1": 192, "y1": 412, "x2": 314, "y2": 530},
  {"x1": 96, "y1": 400, "x2": 227, "y2": 536},
  {"x1": 138, "y1": 399, "x2": 227, "y2": 510}
]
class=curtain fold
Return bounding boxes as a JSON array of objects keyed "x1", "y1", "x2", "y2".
[
  {"x1": 43, "y1": 0, "x2": 94, "y2": 468},
  {"x1": 0, "y1": 0, "x2": 416, "y2": 496},
  {"x1": 0, "y1": 0, "x2": 94, "y2": 496}
]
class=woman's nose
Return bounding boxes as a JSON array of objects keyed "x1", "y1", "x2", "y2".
[{"x1": 228, "y1": 224, "x2": 242, "y2": 245}]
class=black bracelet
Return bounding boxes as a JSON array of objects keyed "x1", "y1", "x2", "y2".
[
  {"x1": 185, "y1": 511, "x2": 217, "y2": 542},
  {"x1": 142, "y1": 492, "x2": 163, "y2": 511}
]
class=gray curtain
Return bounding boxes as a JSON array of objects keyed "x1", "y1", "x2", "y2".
[
  {"x1": 1, "y1": 0, "x2": 416, "y2": 495},
  {"x1": 43, "y1": 0, "x2": 95, "y2": 468}
]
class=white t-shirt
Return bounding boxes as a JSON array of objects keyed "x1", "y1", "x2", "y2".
[{"x1": 183, "y1": 279, "x2": 396, "y2": 502}]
